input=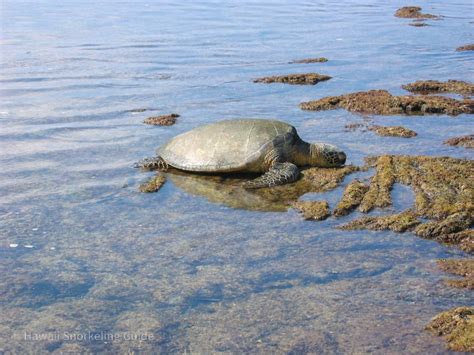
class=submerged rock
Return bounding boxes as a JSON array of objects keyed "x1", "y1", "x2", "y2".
[
  {"x1": 456, "y1": 44, "x2": 474, "y2": 52},
  {"x1": 340, "y1": 210, "x2": 420, "y2": 233},
  {"x1": 144, "y1": 113, "x2": 180, "y2": 126},
  {"x1": 437, "y1": 259, "x2": 474, "y2": 289},
  {"x1": 444, "y1": 135, "x2": 474, "y2": 149},
  {"x1": 402, "y1": 80, "x2": 474, "y2": 96},
  {"x1": 254, "y1": 73, "x2": 331, "y2": 85},
  {"x1": 290, "y1": 57, "x2": 329, "y2": 64},
  {"x1": 395, "y1": 6, "x2": 438, "y2": 19},
  {"x1": 300, "y1": 90, "x2": 473, "y2": 116},
  {"x1": 139, "y1": 175, "x2": 166, "y2": 193},
  {"x1": 292, "y1": 200, "x2": 330, "y2": 220},
  {"x1": 434, "y1": 230, "x2": 474, "y2": 253},
  {"x1": 426, "y1": 307, "x2": 474, "y2": 352},
  {"x1": 408, "y1": 21, "x2": 429, "y2": 27},
  {"x1": 333, "y1": 179, "x2": 369, "y2": 216},
  {"x1": 368, "y1": 125, "x2": 417, "y2": 138}
]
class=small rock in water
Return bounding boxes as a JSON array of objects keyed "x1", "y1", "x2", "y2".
[
  {"x1": 139, "y1": 174, "x2": 166, "y2": 193},
  {"x1": 292, "y1": 200, "x2": 330, "y2": 220},
  {"x1": 290, "y1": 57, "x2": 328, "y2": 64},
  {"x1": 368, "y1": 125, "x2": 417, "y2": 138},
  {"x1": 443, "y1": 135, "x2": 474, "y2": 149},
  {"x1": 395, "y1": 6, "x2": 438, "y2": 19},
  {"x1": 456, "y1": 44, "x2": 474, "y2": 52},
  {"x1": 253, "y1": 73, "x2": 331, "y2": 85},
  {"x1": 402, "y1": 80, "x2": 474, "y2": 95},
  {"x1": 144, "y1": 113, "x2": 179, "y2": 126}
]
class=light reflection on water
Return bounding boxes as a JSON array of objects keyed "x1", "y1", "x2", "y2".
[{"x1": 0, "y1": 0, "x2": 473, "y2": 352}]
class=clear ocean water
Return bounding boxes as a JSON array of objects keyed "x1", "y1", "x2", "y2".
[{"x1": 1, "y1": 0, "x2": 473, "y2": 353}]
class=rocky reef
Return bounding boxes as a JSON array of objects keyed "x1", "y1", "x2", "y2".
[
  {"x1": 290, "y1": 57, "x2": 328, "y2": 64},
  {"x1": 444, "y1": 135, "x2": 474, "y2": 149},
  {"x1": 437, "y1": 259, "x2": 474, "y2": 289},
  {"x1": 292, "y1": 200, "x2": 330, "y2": 220},
  {"x1": 394, "y1": 6, "x2": 438, "y2": 19},
  {"x1": 333, "y1": 180, "x2": 369, "y2": 216},
  {"x1": 368, "y1": 125, "x2": 417, "y2": 138},
  {"x1": 300, "y1": 90, "x2": 473, "y2": 116},
  {"x1": 426, "y1": 307, "x2": 474, "y2": 352},
  {"x1": 144, "y1": 114, "x2": 180, "y2": 126},
  {"x1": 254, "y1": 73, "x2": 331, "y2": 85},
  {"x1": 402, "y1": 80, "x2": 474, "y2": 96},
  {"x1": 456, "y1": 44, "x2": 474, "y2": 52},
  {"x1": 139, "y1": 175, "x2": 166, "y2": 193}
]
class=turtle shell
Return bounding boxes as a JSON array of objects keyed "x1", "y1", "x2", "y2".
[{"x1": 157, "y1": 119, "x2": 297, "y2": 173}]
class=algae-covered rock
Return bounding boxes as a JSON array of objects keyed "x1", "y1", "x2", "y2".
[
  {"x1": 456, "y1": 44, "x2": 474, "y2": 52},
  {"x1": 292, "y1": 200, "x2": 330, "y2": 220},
  {"x1": 301, "y1": 165, "x2": 360, "y2": 192},
  {"x1": 402, "y1": 80, "x2": 474, "y2": 96},
  {"x1": 437, "y1": 259, "x2": 474, "y2": 289},
  {"x1": 368, "y1": 125, "x2": 417, "y2": 138},
  {"x1": 434, "y1": 230, "x2": 474, "y2": 254},
  {"x1": 139, "y1": 175, "x2": 166, "y2": 193},
  {"x1": 415, "y1": 212, "x2": 473, "y2": 239},
  {"x1": 254, "y1": 73, "x2": 331, "y2": 85},
  {"x1": 426, "y1": 307, "x2": 474, "y2": 352},
  {"x1": 408, "y1": 21, "x2": 429, "y2": 27},
  {"x1": 340, "y1": 210, "x2": 420, "y2": 233},
  {"x1": 444, "y1": 135, "x2": 474, "y2": 149},
  {"x1": 333, "y1": 179, "x2": 369, "y2": 216},
  {"x1": 144, "y1": 114, "x2": 179, "y2": 126},
  {"x1": 290, "y1": 57, "x2": 328, "y2": 64},
  {"x1": 300, "y1": 90, "x2": 473, "y2": 116},
  {"x1": 395, "y1": 6, "x2": 438, "y2": 19}
]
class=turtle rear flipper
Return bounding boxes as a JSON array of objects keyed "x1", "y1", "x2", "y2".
[
  {"x1": 135, "y1": 156, "x2": 169, "y2": 171},
  {"x1": 243, "y1": 162, "x2": 300, "y2": 189}
]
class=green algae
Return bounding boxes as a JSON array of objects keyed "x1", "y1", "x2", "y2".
[
  {"x1": 292, "y1": 200, "x2": 330, "y2": 221},
  {"x1": 254, "y1": 73, "x2": 331, "y2": 85},
  {"x1": 426, "y1": 307, "x2": 474, "y2": 352},
  {"x1": 333, "y1": 179, "x2": 369, "y2": 216},
  {"x1": 299, "y1": 90, "x2": 474, "y2": 116}
]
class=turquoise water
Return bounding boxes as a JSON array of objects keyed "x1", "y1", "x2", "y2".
[{"x1": 1, "y1": 0, "x2": 473, "y2": 353}]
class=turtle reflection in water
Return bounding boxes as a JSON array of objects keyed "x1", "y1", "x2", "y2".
[{"x1": 137, "y1": 119, "x2": 346, "y2": 189}]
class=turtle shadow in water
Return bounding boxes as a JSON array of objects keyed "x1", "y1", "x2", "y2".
[{"x1": 164, "y1": 165, "x2": 358, "y2": 212}]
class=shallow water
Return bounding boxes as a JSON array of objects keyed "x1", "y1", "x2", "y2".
[{"x1": 1, "y1": 0, "x2": 473, "y2": 353}]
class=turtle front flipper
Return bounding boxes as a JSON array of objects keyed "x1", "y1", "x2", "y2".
[
  {"x1": 243, "y1": 162, "x2": 300, "y2": 189},
  {"x1": 134, "y1": 156, "x2": 169, "y2": 171}
]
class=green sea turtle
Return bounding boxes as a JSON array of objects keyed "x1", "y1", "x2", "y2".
[{"x1": 137, "y1": 119, "x2": 346, "y2": 188}]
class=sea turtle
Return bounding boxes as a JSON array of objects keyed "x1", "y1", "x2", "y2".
[{"x1": 137, "y1": 119, "x2": 346, "y2": 189}]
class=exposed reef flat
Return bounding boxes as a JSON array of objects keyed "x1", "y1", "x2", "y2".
[
  {"x1": 254, "y1": 73, "x2": 331, "y2": 85},
  {"x1": 333, "y1": 180, "x2": 369, "y2": 216},
  {"x1": 290, "y1": 57, "x2": 328, "y2": 64},
  {"x1": 368, "y1": 125, "x2": 417, "y2": 138},
  {"x1": 139, "y1": 175, "x2": 166, "y2": 193},
  {"x1": 402, "y1": 80, "x2": 474, "y2": 96},
  {"x1": 456, "y1": 44, "x2": 474, "y2": 52},
  {"x1": 292, "y1": 200, "x2": 330, "y2": 220},
  {"x1": 300, "y1": 90, "x2": 474, "y2": 116},
  {"x1": 426, "y1": 307, "x2": 474, "y2": 352},
  {"x1": 338, "y1": 155, "x2": 473, "y2": 252},
  {"x1": 437, "y1": 259, "x2": 474, "y2": 290},
  {"x1": 395, "y1": 6, "x2": 438, "y2": 19},
  {"x1": 144, "y1": 113, "x2": 180, "y2": 126},
  {"x1": 444, "y1": 135, "x2": 474, "y2": 149}
]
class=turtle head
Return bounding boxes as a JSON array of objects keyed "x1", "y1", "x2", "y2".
[{"x1": 308, "y1": 143, "x2": 346, "y2": 167}]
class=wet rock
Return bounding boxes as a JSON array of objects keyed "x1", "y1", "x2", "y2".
[
  {"x1": 368, "y1": 125, "x2": 417, "y2": 138},
  {"x1": 402, "y1": 80, "x2": 474, "y2": 96},
  {"x1": 456, "y1": 44, "x2": 474, "y2": 52},
  {"x1": 340, "y1": 210, "x2": 420, "y2": 233},
  {"x1": 426, "y1": 307, "x2": 474, "y2": 352},
  {"x1": 408, "y1": 21, "x2": 429, "y2": 27},
  {"x1": 333, "y1": 179, "x2": 369, "y2": 216},
  {"x1": 128, "y1": 108, "x2": 148, "y2": 113},
  {"x1": 339, "y1": 155, "x2": 473, "y2": 251},
  {"x1": 395, "y1": 6, "x2": 438, "y2": 19},
  {"x1": 139, "y1": 175, "x2": 166, "y2": 193},
  {"x1": 290, "y1": 57, "x2": 328, "y2": 64},
  {"x1": 292, "y1": 200, "x2": 330, "y2": 220},
  {"x1": 444, "y1": 135, "x2": 474, "y2": 149},
  {"x1": 344, "y1": 123, "x2": 366, "y2": 132},
  {"x1": 144, "y1": 114, "x2": 179, "y2": 126},
  {"x1": 300, "y1": 90, "x2": 474, "y2": 116},
  {"x1": 434, "y1": 230, "x2": 474, "y2": 254},
  {"x1": 254, "y1": 73, "x2": 331, "y2": 85},
  {"x1": 437, "y1": 259, "x2": 474, "y2": 289}
]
